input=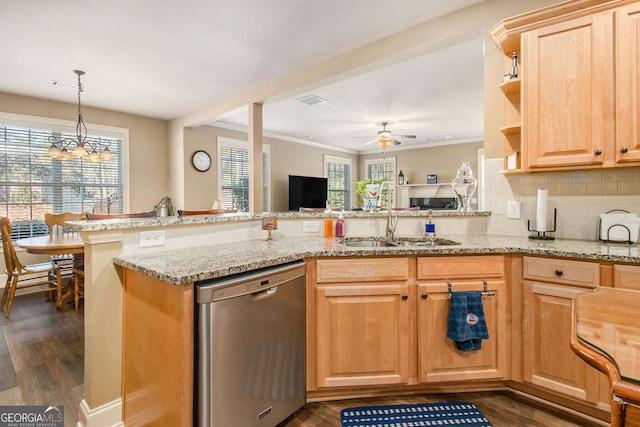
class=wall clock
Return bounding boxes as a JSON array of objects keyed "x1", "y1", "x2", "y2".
[{"x1": 192, "y1": 150, "x2": 211, "y2": 172}]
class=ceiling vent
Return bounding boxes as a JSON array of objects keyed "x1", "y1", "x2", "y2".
[{"x1": 296, "y1": 95, "x2": 326, "y2": 106}]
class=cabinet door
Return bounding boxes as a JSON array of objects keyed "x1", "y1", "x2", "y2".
[
  {"x1": 523, "y1": 13, "x2": 609, "y2": 169},
  {"x1": 522, "y1": 281, "x2": 600, "y2": 403},
  {"x1": 417, "y1": 281, "x2": 508, "y2": 383},
  {"x1": 616, "y1": 3, "x2": 640, "y2": 164},
  {"x1": 315, "y1": 284, "x2": 411, "y2": 388}
]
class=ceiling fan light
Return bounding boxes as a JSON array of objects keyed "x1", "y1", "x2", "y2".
[{"x1": 377, "y1": 137, "x2": 393, "y2": 149}]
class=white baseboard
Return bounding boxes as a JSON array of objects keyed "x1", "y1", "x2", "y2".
[{"x1": 77, "y1": 398, "x2": 123, "y2": 427}]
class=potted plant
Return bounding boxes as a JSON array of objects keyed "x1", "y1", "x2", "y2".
[{"x1": 354, "y1": 179, "x2": 385, "y2": 210}]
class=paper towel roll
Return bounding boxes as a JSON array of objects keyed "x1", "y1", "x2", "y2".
[{"x1": 536, "y1": 189, "x2": 548, "y2": 232}]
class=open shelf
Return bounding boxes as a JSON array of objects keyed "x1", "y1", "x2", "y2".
[
  {"x1": 500, "y1": 124, "x2": 521, "y2": 136},
  {"x1": 500, "y1": 78, "x2": 521, "y2": 95}
]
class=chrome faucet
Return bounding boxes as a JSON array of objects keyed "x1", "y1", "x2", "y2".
[{"x1": 376, "y1": 180, "x2": 398, "y2": 240}]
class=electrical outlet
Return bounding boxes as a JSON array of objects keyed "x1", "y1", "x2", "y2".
[
  {"x1": 302, "y1": 220, "x2": 320, "y2": 233},
  {"x1": 139, "y1": 230, "x2": 165, "y2": 247},
  {"x1": 507, "y1": 201, "x2": 521, "y2": 219}
]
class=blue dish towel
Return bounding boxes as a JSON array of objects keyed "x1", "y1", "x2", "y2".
[{"x1": 446, "y1": 291, "x2": 489, "y2": 351}]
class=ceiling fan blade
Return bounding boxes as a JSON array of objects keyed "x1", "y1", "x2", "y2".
[
  {"x1": 357, "y1": 135, "x2": 378, "y2": 139},
  {"x1": 364, "y1": 138, "x2": 378, "y2": 145},
  {"x1": 395, "y1": 134, "x2": 416, "y2": 139},
  {"x1": 392, "y1": 139, "x2": 402, "y2": 145}
]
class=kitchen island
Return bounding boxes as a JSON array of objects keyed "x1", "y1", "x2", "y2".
[{"x1": 67, "y1": 212, "x2": 640, "y2": 426}]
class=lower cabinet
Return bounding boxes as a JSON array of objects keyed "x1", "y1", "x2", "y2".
[
  {"x1": 313, "y1": 257, "x2": 413, "y2": 388},
  {"x1": 417, "y1": 256, "x2": 508, "y2": 383},
  {"x1": 315, "y1": 282, "x2": 411, "y2": 388},
  {"x1": 521, "y1": 256, "x2": 606, "y2": 405},
  {"x1": 418, "y1": 280, "x2": 508, "y2": 383},
  {"x1": 311, "y1": 255, "x2": 509, "y2": 390}
]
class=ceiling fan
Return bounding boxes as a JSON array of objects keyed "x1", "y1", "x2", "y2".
[{"x1": 361, "y1": 122, "x2": 416, "y2": 149}]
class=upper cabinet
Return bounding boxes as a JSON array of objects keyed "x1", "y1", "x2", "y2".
[
  {"x1": 491, "y1": 0, "x2": 640, "y2": 173},
  {"x1": 616, "y1": 3, "x2": 640, "y2": 163}
]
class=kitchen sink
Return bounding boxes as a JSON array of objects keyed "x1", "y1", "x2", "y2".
[
  {"x1": 342, "y1": 239, "x2": 397, "y2": 247},
  {"x1": 342, "y1": 237, "x2": 461, "y2": 247}
]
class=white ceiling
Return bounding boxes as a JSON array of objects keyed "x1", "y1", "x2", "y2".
[{"x1": 0, "y1": 0, "x2": 485, "y2": 153}]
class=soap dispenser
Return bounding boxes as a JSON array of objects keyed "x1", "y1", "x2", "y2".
[
  {"x1": 335, "y1": 213, "x2": 346, "y2": 238},
  {"x1": 425, "y1": 211, "x2": 436, "y2": 245}
]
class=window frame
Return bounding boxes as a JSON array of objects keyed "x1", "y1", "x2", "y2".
[
  {"x1": 364, "y1": 156, "x2": 397, "y2": 205},
  {"x1": 324, "y1": 155, "x2": 352, "y2": 210},
  {"x1": 216, "y1": 136, "x2": 271, "y2": 213},
  {"x1": 0, "y1": 112, "x2": 130, "y2": 238}
]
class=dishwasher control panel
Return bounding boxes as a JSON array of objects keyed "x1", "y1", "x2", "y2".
[{"x1": 196, "y1": 262, "x2": 305, "y2": 303}]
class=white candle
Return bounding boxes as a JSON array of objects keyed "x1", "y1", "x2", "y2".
[{"x1": 536, "y1": 188, "x2": 548, "y2": 232}]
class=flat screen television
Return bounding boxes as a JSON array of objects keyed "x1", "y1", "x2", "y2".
[{"x1": 288, "y1": 175, "x2": 328, "y2": 211}]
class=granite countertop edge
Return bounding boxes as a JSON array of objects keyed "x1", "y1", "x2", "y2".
[{"x1": 113, "y1": 234, "x2": 640, "y2": 286}]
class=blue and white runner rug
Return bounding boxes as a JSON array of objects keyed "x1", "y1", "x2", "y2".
[{"x1": 341, "y1": 402, "x2": 493, "y2": 427}]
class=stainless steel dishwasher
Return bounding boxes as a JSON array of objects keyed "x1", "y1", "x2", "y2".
[{"x1": 196, "y1": 261, "x2": 306, "y2": 427}]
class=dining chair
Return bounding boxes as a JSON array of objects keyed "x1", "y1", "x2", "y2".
[
  {"x1": 86, "y1": 211, "x2": 156, "y2": 220},
  {"x1": 177, "y1": 209, "x2": 224, "y2": 216},
  {"x1": 45, "y1": 212, "x2": 89, "y2": 310},
  {"x1": 44, "y1": 212, "x2": 89, "y2": 277},
  {"x1": 0, "y1": 217, "x2": 62, "y2": 318}
]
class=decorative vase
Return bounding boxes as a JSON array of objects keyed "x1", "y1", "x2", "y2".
[
  {"x1": 451, "y1": 161, "x2": 477, "y2": 212},
  {"x1": 363, "y1": 184, "x2": 380, "y2": 210}
]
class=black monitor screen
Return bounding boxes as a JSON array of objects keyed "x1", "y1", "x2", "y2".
[{"x1": 288, "y1": 175, "x2": 328, "y2": 211}]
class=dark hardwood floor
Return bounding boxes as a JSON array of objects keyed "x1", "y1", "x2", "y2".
[
  {"x1": 0, "y1": 293, "x2": 83, "y2": 427},
  {"x1": 282, "y1": 390, "x2": 608, "y2": 427},
  {"x1": 0, "y1": 292, "x2": 609, "y2": 427}
]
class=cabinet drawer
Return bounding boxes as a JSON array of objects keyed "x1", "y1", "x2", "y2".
[
  {"x1": 613, "y1": 264, "x2": 640, "y2": 290},
  {"x1": 523, "y1": 257, "x2": 599, "y2": 288},
  {"x1": 316, "y1": 257, "x2": 410, "y2": 283},
  {"x1": 417, "y1": 255, "x2": 504, "y2": 280}
]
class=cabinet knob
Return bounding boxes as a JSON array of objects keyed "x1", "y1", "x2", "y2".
[
  {"x1": 555, "y1": 269, "x2": 563, "y2": 276},
  {"x1": 621, "y1": 147, "x2": 629, "y2": 154},
  {"x1": 402, "y1": 294, "x2": 408, "y2": 301},
  {"x1": 421, "y1": 294, "x2": 428, "y2": 300},
  {"x1": 594, "y1": 149, "x2": 602, "y2": 155}
]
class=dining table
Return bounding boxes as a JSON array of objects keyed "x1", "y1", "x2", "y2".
[{"x1": 16, "y1": 233, "x2": 85, "y2": 309}]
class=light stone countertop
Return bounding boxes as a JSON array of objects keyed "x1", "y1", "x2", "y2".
[
  {"x1": 113, "y1": 234, "x2": 640, "y2": 285},
  {"x1": 67, "y1": 210, "x2": 491, "y2": 231}
]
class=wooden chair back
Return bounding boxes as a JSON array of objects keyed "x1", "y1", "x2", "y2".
[
  {"x1": 0, "y1": 217, "x2": 23, "y2": 273},
  {"x1": 45, "y1": 212, "x2": 89, "y2": 235},
  {"x1": 87, "y1": 211, "x2": 156, "y2": 220},
  {"x1": 177, "y1": 209, "x2": 224, "y2": 216}
]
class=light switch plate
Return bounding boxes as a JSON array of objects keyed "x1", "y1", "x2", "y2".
[
  {"x1": 507, "y1": 201, "x2": 521, "y2": 219},
  {"x1": 302, "y1": 220, "x2": 320, "y2": 232},
  {"x1": 139, "y1": 230, "x2": 166, "y2": 247}
]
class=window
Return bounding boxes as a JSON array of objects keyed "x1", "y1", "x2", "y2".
[
  {"x1": 0, "y1": 114, "x2": 126, "y2": 239},
  {"x1": 365, "y1": 157, "x2": 396, "y2": 206},
  {"x1": 217, "y1": 137, "x2": 270, "y2": 212},
  {"x1": 324, "y1": 155, "x2": 351, "y2": 210}
]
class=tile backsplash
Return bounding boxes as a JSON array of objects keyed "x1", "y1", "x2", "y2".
[{"x1": 484, "y1": 158, "x2": 640, "y2": 241}]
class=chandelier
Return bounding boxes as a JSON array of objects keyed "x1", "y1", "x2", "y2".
[{"x1": 44, "y1": 70, "x2": 114, "y2": 162}]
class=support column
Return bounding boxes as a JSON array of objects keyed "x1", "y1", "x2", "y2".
[
  {"x1": 248, "y1": 103, "x2": 263, "y2": 214},
  {"x1": 78, "y1": 230, "x2": 126, "y2": 427}
]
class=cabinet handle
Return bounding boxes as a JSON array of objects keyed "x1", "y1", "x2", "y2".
[
  {"x1": 402, "y1": 294, "x2": 408, "y2": 301},
  {"x1": 421, "y1": 294, "x2": 428, "y2": 300},
  {"x1": 555, "y1": 269, "x2": 563, "y2": 276},
  {"x1": 594, "y1": 149, "x2": 602, "y2": 155},
  {"x1": 621, "y1": 147, "x2": 628, "y2": 154}
]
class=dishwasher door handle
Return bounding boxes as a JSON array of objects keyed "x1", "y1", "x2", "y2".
[{"x1": 252, "y1": 286, "x2": 278, "y2": 301}]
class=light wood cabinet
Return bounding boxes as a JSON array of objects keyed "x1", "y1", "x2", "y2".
[
  {"x1": 616, "y1": 2, "x2": 640, "y2": 163},
  {"x1": 613, "y1": 263, "x2": 640, "y2": 290},
  {"x1": 313, "y1": 258, "x2": 413, "y2": 388},
  {"x1": 521, "y1": 257, "x2": 606, "y2": 405},
  {"x1": 416, "y1": 256, "x2": 509, "y2": 383},
  {"x1": 522, "y1": 13, "x2": 610, "y2": 170},
  {"x1": 491, "y1": 0, "x2": 640, "y2": 172}
]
